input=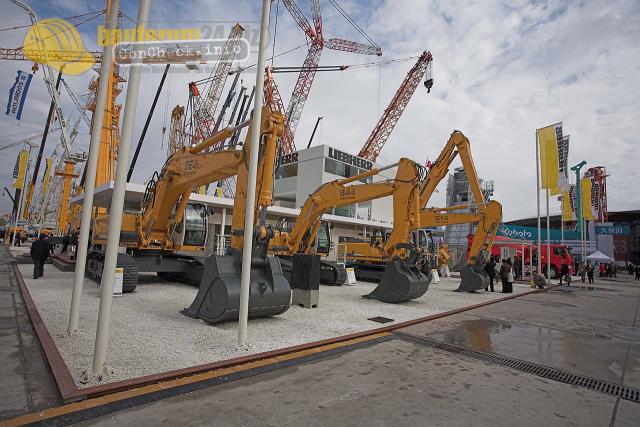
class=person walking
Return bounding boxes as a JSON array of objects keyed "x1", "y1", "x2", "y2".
[
  {"x1": 30, "y1": 234, "x2": 49, "y2": 279},
  {"x1": 61, "y1": 234, "x2": 70, "y2": 254},
  {"x1": 15, "y1": 231, "x2": 21, "y2": 247},
  {"x1": 559, "y1": 260, "x2": 570, "y2": 285},
  {"x1": 499, "y1": 259, "x2": 510, "y2": 293},
  {"x1": 587, "y1": 261, "x2": 595, "y2": 284},
  {"x1": 506, "y1": 258, "x2": 514, "y2": 293},
  {"x1": 599, "y1": 263, "x2": 605, "y2": 278},
  {"x1": 484, "y1": 256, "x2": 496, "y2": 292},
  {"x1": 635, "y1": 264, "x2": 640, "y2": 281},
  {"x1": 578, "y1": 262, "x2": 586, "y2": 283}
]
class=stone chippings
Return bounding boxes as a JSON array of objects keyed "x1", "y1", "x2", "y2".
[{"x1": 18, "y1": 263, "x2": 530, "y2": 388}]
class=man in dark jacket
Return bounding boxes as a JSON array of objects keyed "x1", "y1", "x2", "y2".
[
  {"x1": 30, "y1": 234, "x2": 49, "y2": 279},
  {"x1": 484, "y1": 257, "x2": 496, "y2": 292},
  {"x1": 559, "y1": 260, "x2": 570, "y2": 285}
]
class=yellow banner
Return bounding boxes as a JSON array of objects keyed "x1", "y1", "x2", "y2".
[
  {"x1": 538, "y1": 124, "x2": 561, "y2": 189},
  {"x1": 12, "y1": 150, "x2": 28, "y2": 190},
  {"x1": 581, "y1": 178, "x2": 593, "y2": 220},
  {"x1": 562, "y1": 191, "x2": 573, "y2": 221},
  {"x1": 41, "y1": 158, "x2": 52, "y2": 196},
  {"x1": 22, "y1": 182, "x2": 34, "y2": 219}
]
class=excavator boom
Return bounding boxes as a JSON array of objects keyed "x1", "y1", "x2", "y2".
[{"x1": 271, "y1": 158, "x2": 430, "y2": 303}]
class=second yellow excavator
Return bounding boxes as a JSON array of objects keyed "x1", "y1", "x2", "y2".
[{"x1": 269, "y1": 158, "x2": 430, "y2": 303}]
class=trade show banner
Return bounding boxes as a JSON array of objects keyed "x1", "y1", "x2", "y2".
[
  {"x1": 497, "y1": 223, "x2": 580, "y2": 242},
  {"x1": 5, "y1": 70, "x2": 33, "y2": 121},
  {"x1": 41, "y1": 158, "x2": 52, "y2": 196},
  {"x1": 551, "y1": 135, "x2": 570, "y2": 195},
  {"x1": 581, "y1": 177, "x2": 594, "y2": 220},
  {"x1": 562, "y1": 185, "x2": 576, "y2": 221},
  {"x1": 12, "y1": 150, "x2": 28, "y2": 190},
  {"x1": 537, "y1": 122, "x2": 566, "y2": 190}
]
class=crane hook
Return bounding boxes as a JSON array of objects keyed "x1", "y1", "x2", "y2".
[{"x1": 424, "y1": 78, "x2": 434, "y2": 93}]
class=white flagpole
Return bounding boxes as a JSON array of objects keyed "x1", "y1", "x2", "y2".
[
  {"x1": 536, "y1": 129, "x2": 541, "y2": 275},
  {"x1": 546, "y1": 188, "x2": 551, "y2": 284}
]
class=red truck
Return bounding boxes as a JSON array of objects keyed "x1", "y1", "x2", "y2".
[{"x1": 467, "y1": 235, "x2": 573, "y2": 279}]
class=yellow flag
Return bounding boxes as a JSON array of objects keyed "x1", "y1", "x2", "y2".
[
  {"x1": 12, "y1": 150, "x2": 28, "y2": 190},
  {"x1": 538, "y1": 124, "x2": 561, "y2": 189},
  {"x1": 197, "y1": 185, "x2": 206, "y2": 195},
  {"x1": 581, "y1": 178, "x2": 593, "y2": 220},
  {"x1": 41, "y1": 158, "x2": 52, "y2": 196},
  {"x1": 562, "y1": 190, "x2": 573, "y2": 221}
]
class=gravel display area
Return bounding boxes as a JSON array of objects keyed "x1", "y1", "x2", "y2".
[{"x1": 18, "y1": 263, "x2": 531, "y2": 387}]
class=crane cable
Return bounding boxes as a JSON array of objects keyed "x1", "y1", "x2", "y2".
[
  {"x1": 17, "y1": 9, "x2": 106, "y2": 51},
  {"x1": 328, "y1": 0, "x2": 379, "y2": 48},
  {"x1": 0, "y1": 9, "x2": 106, "y2": 32}
]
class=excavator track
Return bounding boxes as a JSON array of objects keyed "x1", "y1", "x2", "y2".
[
  {"x1": 320, "y1": 260, "x2": 347, "y2": 286},
  {"x1": 279, "y1": 257, "x2": 347, "y2": 286},
  {"x1": 85, "y1": 250, "x2": 139, "y2": 293}
]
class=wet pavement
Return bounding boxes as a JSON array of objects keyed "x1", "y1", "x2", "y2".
[
  {"x1": 0, "y1": 246, "x2": 61, "y2": 419},
  {"x1": 399, "y1": 279, "x2": 640, "y2": 390},
  {"x1": 2, "y1": 245, "x2": 639, "y2": 425}
]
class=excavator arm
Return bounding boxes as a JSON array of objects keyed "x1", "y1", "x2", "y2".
[
  {"x1": 137, "y1": 122, "x2": 248, "y2": 249},
  {"x1": 272, "y1": 158, "x2": 421, "y2": 256},
  {"x1": 419, "y1": 200, "x2": 503, "y2": 291},
  {"x1": 418, "y1": 131, "x2": 485, "y2": 208}
]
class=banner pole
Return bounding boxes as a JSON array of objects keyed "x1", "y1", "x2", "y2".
[
  {"x1": 546, "y1": 188, "x2": 551, "y2": 284},
  {"x1": 536, "y1": 129, "x2": 541, "y2": 275}
]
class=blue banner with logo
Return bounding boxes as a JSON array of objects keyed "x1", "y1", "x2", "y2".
[
  {"x1": 5, "y1": 70, "x2": 33, "y2": 121},
  {"x1": 497, "y1": 223, "x2": 581, "y2": 242}
]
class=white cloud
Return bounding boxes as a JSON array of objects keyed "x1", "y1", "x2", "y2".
[{"x1": 0, "y1": 0, "x2": 638, "y2": 222}]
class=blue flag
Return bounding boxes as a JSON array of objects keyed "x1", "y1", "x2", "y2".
[{"x1": 5, "y1": 70, "x2": 33, "y2": 121}]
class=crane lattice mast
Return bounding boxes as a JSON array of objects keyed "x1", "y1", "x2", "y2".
[
  {"x1": 358, "y1": 51, "x2": 433, "y2": 162},
  {"x1": 276, "y1": 0, "x2": 381, "y2": 154},
  {"x1": 189, "y1": 23, "x2": 244, "y2": 147}
]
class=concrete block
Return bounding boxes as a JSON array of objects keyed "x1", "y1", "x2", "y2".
[{"x1": 292, "y1": 289, "x2": 319, "y2": 308}]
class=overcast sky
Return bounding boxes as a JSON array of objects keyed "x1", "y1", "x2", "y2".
[{"x1": 0, "y1": 0, "x2": 638, "y2": 222}]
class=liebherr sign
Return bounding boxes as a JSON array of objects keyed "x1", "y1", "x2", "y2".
[{"x1": 328, "y1": 147, "x2": 373, "y2": 171}]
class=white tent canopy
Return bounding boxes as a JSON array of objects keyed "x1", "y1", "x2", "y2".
[{"x1": 585, "y1": 250, "x2": 614, "y2": 262}]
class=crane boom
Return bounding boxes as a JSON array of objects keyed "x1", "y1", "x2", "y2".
[
  {"x1": 358, "y1": 51, "x2": 433, "y2": 162},
  {"x1": 189, "y1": 23, "x2": 244, "y2": 147},
  {"x1": 277, "y1": 0, "x2": 381, "y2": 154}
]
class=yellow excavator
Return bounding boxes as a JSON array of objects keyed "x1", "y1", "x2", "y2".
[
  {"x1": 343, "y1": 131, "x2": 502, "y2": 292},
  {"x1": 88, "y1": 106, "x2": 291, "y2": 323},
  {"x1": 269, "y1": 158, "x2": 430, "y2": 303}
]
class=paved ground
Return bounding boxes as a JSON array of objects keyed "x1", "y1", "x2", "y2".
[
  {"x1": 0, "y1": 246, "x2": 61, "y2": 420},
  {"x1": 2, "y1": 243, "x2": 639, "y2": 425},
  {"x1": 79, "y1": 275, "x2": 640, "y2": 426}
]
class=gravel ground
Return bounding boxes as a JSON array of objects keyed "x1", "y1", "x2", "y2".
[{"x1": 17, "y1": 262, "x2": 531, "y2": 387}]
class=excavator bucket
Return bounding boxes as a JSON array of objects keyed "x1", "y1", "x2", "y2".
[
  {"x1": 363, "y1": 258, "x2": 430, "y2": 303},
  {"x1": 182, "y1": 250, "x2": 291, "y2": 324},
  {"x1": 457, "y1": 259, "x2": 489, "y2": 292}
]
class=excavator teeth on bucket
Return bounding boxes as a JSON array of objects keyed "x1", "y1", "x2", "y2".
[
  {"x1": 457, "y1": 260, "x2": 490, "y2": 292},
  {"x1": 182, "y1": 252, "x2": 291, "y2": 324},
  {"x1": 363, "y1": 258, "x2": 430, "y2": 303}
]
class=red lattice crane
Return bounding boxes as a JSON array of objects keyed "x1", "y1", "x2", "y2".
[
  {"x1": 358, "y1": 51, "x2": 433, "y2": 162},
  {"x1": 189, "y1": 23, "x2": 244, "y2": 147},
  {"x1": 277, "y1": 0, "x2": 382, "y2": 154}
]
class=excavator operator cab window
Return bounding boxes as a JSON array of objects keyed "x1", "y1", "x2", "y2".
[
  {"x1": 183, "y1": 203, "x2": 208, "y2": 247},
  {"x1": 316, "y1": 221, "x2": 331, "y2": 255}
]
